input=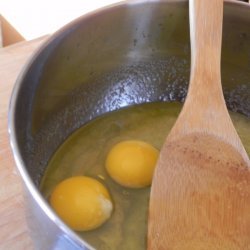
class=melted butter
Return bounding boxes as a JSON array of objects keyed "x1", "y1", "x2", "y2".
[{"x1": 40, "y1": 102, "x2": 250, "y2": 250}]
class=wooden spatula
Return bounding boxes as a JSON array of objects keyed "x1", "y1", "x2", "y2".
[{"x1": 148, "y1": 0, "x2": 250, "y2": 249}]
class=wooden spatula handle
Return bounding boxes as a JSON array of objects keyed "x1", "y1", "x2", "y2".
[
  {"x1": 188, "y1": 0, "x2": 224, "y2": 107},
  {"x1": 189, "y1": 0, "x2": 223, "y2": 80}
]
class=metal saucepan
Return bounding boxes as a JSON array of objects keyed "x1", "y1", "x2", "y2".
[{"x1": 8, "y1": 0, "x2": 250, "y2": 249}]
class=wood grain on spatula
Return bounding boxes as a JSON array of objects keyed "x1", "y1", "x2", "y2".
[{"x1": 148, "y1": 0, "x2": 250, "y2": 249}]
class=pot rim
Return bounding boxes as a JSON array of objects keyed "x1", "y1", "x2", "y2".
[{"x1": 8, "y1": 0, "x2": 250, "y2": 248}]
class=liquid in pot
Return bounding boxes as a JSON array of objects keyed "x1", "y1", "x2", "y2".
[{"x1": 40, "y1": 102, "x2": 250, "y2": 249}]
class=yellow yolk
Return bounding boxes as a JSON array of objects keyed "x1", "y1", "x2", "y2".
[
  {"x1": 50, "y1": 176, "x2": 113, "y2": 231},
  {"x1": 105, "y1": 140, "x2": 159, "y2": 188}
]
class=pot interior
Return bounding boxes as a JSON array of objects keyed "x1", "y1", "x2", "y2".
[{"x1": 13, "y1": 0, "x2": 250, "y2": 196}]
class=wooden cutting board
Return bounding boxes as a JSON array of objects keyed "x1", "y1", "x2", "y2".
[{"x1": 0, "y1": 36, "x2": 48, "y2": 250}]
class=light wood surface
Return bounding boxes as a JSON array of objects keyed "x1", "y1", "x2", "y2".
[
  {"x1": 148, "y1": 0, "x2": 250, "y2": 249},
  {"x1": 0, "y1": 15, "x2": 25, "y2": 47},
  {"x1": 0, "y1": 36, "x2": 48, "y2": 250}
]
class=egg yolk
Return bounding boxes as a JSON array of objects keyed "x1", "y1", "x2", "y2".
[
  {"x1": 50, "y1": 176, "x2": 113, "y2": 231},
  {"x1": 105, "y1": 140, "x2": 159, "y2": 188}
]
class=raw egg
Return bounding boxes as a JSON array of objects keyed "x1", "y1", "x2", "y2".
[
  {"x1": 50, "y1": 176, "x2": 113, "y2": 231},
  {"x1": 105, "y1": 140, "x2": 159, "y2": 188}
]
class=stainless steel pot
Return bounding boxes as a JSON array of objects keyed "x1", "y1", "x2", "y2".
[{"x1": 8, "y1": 0, "x2": 250, "y2": 249}]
